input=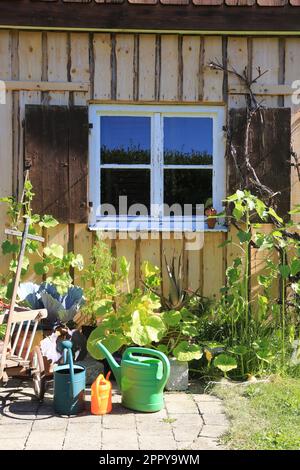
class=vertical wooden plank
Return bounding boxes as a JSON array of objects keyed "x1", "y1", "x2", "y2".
[
  {"x1": 138, "y1": 34, "x2": 156, "y2": 101},
  {"x1": 161, "y1": 233, "x2": 184, "y2": 299},
  {"x1": 73, "y1": 224, "x2": 93, "y2": 286},
  {"x1": 43, "y1": 34, "x2": 69, "y2": 273},
  {"x1": 140, "y1": 238, "x2": 161, "y2": 271},
  {"x1": 70, "y1": 32, "x2": 90, "y2": 105},
  {"x1": 182, "y1": 36, "x2": 201, "y2": 102},
  {"x1": 18, "y1": 32, "x2": 42, "y2": 283},
  {"x1": 285, "y1": 38, "x2": 300, "y2": 111},
  {"x1": 47, "y1": 32, "x2": 69, "y2": 105},
  {"x1": 116, "y1": 34, "x2": 134, "y2": 101},
  {"x1": 291, "y1": 113, "x2": 300, "y2": 224},
  {"x1": 0, "y1": 31, "x2": 12, "y2": 275},
  {"x1": 93, "y1": 33, "x2": 111, "y2": 100},
  {"x1": 285, "y1": 39, "x2": 300, "y2": 223},
  {"x1": 115, "y1": 236, "x2": 136, "y2": 292},
  {"x1": 160, "y1": 35, "x2": 178, "y2": 101},
  {"x1": 186, "y1": 236, "x2": 203, "y2": 294},
  {"x1": 227, "y1": 36, "x2": 248, "y2": 108},
  {"x1": 252, "y1": 38, "x2": 279, "y2": 107},
  {"x1": 202, "y1": 232, "x2": 225, "y2": 300},
  {"x1": 203, "y1": 36, "x2": 223, "y2": 102}
]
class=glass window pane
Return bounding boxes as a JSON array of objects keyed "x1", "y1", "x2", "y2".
[
  {"x1": 101, "y1": 116, "x2": 151, "y2": 164},
  {"x1": 164, "y1": 117, "x2": 213, "y2": 165},
  {"x1": 164, "y1": 169, "x2": 212, "y2": 216},
  {"x1": 101, "y1": 169, "x2": 150, "y2": 215}
]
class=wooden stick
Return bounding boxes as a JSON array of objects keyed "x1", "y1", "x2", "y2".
[{"x1": 0, "y1": 218, "x2": 30, "y2": 379}]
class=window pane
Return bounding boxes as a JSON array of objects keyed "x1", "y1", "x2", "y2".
[
  {"x1": 101, "y1": 169, "x2": 150, "y2": 215},
  {"x1": 164, "y1": 117, "x2": 213, "y2": 165},
  {"x1": 101, "y1": 116, "x2": 151, "y2": 164},
  {"x1": 164, "y1": 169, "x2": 212, "y2": 215}
]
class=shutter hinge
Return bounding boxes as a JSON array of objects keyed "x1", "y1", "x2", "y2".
[
  {"x1": 89, "y1": 202, "x2": 93, "y2": 208},
  {"x1": 89, "y1": 123, "x2": 93, "y2": 129}
]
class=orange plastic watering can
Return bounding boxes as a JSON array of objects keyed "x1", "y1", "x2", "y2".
[{"x1": 91, "y1": 371, "x2": 112, "y2": 415}]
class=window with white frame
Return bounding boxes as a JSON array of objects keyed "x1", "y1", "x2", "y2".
[{"x1": 89, "y1": 104, "x2": 225, "y2": 231}]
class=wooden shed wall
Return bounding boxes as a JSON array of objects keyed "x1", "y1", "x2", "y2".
[{"x1": 0, "y1": 31, "x2": 299, "y2": 297}]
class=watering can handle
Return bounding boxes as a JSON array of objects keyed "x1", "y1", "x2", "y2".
[
  {"x1": 124, "y1": 347, "x2": 170, "y2": 386},
  {"x1": 62, "y1": 340, "x2": 76, "y2": 399}
]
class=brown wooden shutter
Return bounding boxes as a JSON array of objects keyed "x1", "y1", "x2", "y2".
[
  {"x1": 228, "y1": 108, "x2": 291, "y2": 218},
  {"x1": 25, "y1": 105, "x2": 89, "y2": 223}
]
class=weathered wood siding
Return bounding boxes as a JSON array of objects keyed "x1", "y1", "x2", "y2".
[{"x1": 0, "y1": 31, "x2": 299, "y2": 296}]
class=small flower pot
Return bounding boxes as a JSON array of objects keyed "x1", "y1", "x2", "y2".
[
  {"x1": 205, "y1": 207, "x2": 217, "y2": 229},
  {"x1": 165, "y1": 358, "x2": 189, "y2": 391}
]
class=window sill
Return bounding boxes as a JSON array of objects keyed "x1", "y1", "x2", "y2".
[{"x1": 88, "y1": 218, "x2": 228, "y2": 233}]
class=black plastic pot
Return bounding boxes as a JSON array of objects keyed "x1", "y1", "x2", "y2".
[{"x1": 81, "y1": 325, "x2": 96, "y2": 341}]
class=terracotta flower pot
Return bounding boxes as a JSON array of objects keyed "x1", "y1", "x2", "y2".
[{"x1": 205, "y1": 207, "x2": 217, "y2": 229}]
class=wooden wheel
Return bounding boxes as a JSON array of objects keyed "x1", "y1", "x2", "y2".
[{"x1": 31, "y1": 346, "x2": 46, "y2": 401}]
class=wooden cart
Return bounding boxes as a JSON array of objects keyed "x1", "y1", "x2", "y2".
[
  {"x1": 0, "y1": 217, "x2": 49, "y2": 400},
  {"x1": 0, "y1": 306, "x2": 48, "y2": 399}
]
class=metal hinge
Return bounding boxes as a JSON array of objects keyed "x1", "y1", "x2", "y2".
[{"x1": 89, "y1": 123, "x2": 93, "y2": 129}]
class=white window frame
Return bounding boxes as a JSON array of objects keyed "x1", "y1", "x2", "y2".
[{"x1": 89, "y1": 104, "x2": 226, "y2": 231}]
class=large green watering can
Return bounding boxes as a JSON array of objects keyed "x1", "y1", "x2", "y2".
[
  {"x1": 97, "y1": 342, "x2": 170, "y2": 413},
  {"x1": 54, "y1": 340, "x2": 86, "y2": 415}
]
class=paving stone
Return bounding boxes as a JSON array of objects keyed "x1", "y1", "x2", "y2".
[
  {"x1": 193, "y1": 393, "x2": 222, "y2": 403},
  {"x1": 164, "y1": 394, "x2": 198, "y2": 414},
  {"x1": 32, "y1": 417, "x2": 68, "y2": 431},
  {"x1": 103, "y1": 413, "x2": 136, "y2": 429},
  {"x1": 25, "y1": 430, "x2": 65, "y2": 450},
  {"x1": 102, "y1": 428, "x2": 139, "y2": 450},
  {"x1": 196, "y1": 401, "x2": 224, "y2": 415},
  {"x1": 139, "y1": 437, "x2": 178, "y2": 451},
  {"x1": 190, "y1": 436, "x2": 223, "y2": 450},
  {"x1": 0, "y1": 423, "x2": 32, "y2": 438},
  {"x1": 200, "y1": 424, "x2": 228, "y2": 439},
  {"x1": 0, "y1": 438, "x2": 25, "y2": 450},
  {"x1": 64, "y1": 431, "x2": 101, "y2": 450},
  {"x1": 202, "y1": 412, "x2": 228, "y2": 426}
]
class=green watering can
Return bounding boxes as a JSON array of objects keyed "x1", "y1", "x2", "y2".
[
  {"x1": 97, "y1": 342, "x2": 170, "y2": 413},
  {"x1": 54, "y1": 340, "x2": 86, "y2": 415}
]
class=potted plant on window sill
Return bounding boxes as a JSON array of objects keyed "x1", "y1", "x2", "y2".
[{"x1": 204, "y1": 198, "x2": 217, "y2": 230}]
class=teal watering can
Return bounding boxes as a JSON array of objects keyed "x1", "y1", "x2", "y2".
[
  {"x1": 97, "y1": 342, "x2": 170, "y2": 413},
  {"x1": 54, "y1": 340, "x2": 86, "y2": 415}
]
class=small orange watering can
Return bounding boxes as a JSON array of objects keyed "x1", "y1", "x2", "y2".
[{"x1": 91, "y1": 371, "x2": 112, "y2": 415}]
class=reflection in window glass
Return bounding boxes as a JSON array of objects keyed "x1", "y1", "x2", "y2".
[
  {"x1": 101, "y1": 169, "x2": 150, "y2": 215},
  {"x1": 101, "y1": 116, "x2": 151, "y2": 164},
  {"x1": 164, "y1": 117, "x2": 213, "y2": 165},
  {"x1": 164, "y1": 169, "x2": 213, "y2": 215}
]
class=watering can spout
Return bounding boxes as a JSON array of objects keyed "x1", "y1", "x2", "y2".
[{"x1": 97, "y1": 341, "x2": 121, "y2": 389}]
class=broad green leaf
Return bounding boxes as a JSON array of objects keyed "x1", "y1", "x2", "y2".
[
  {"x1": 290, "y1": 259, "x2": 300, "y2": 277},
  {"x1": 255, "y1": 348, "x2": 275, "y2": 364},
  {"x1": 180, "y1": 324, "x2": 198, "y2": 337},
  {"x1": 213, "y1": 354, "x2": 237, "y2": 374},
  {"x1": 228, "y1": 345, "x2": 248, "y2": 356},
  {"x1": 237, "y1": 230, "x2": 251, "y2": 244},
  {"x1": 44, "y1": 243, "x2": 64, "y2": 260},
  {"x1": 268, "y1": 207, "x2": 283, "y2": 224},
  {"x1": 279, "y1": 264, "x2": 290, "y2": 279},
  {"x1": 2, "y1": 240, "x2": 19, "y2": 255},
  {"x1": 173, "y1": 341, "x2": 203, "y2": 362},
  {"x1": 87, "y1": 327, "x2": 125, "y2": 360},
  {"x1": 71, "y1": 254, "x2": 84, "y2": 271},
  {"x1": 157, "y1": 344, "x2": 169, "y2": 355},
  {"x1": 34, "y1": 262, "x2": 49, "y2": 275},
  {"x1": 39, "y1": 214, "x2": 59, "y2": 228},
  {"x1": 119, "y1": 256, "x2": 130, "y2": 278},
  {"x1": 162, "y1": 310, "x2": 181, "y2": 327}
]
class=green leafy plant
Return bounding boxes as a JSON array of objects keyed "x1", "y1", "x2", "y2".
[
  {"x1": 0, "y1": 176, "x2": 84, "y2": 295},
  {"x1": 197, "y1": 190, "x2": 300, "y2": 379}
]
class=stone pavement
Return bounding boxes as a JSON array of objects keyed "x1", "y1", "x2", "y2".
[{"x1": 0, "y1": 380, "x2": 228, "y2": 450}]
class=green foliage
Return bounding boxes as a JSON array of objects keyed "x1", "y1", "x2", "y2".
[
  {"x1": 0, "y1": 176, "x2": 83, "y2": 296},
  {"x1": 196, "y1": 190, "x2": 300, "y2": 379},
  {"x1": 85, "y1": 252, "x2": 202, "y2": 362},
  {"x1": 214, "y1": 377, "x2": 300, "y2": 450}
]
